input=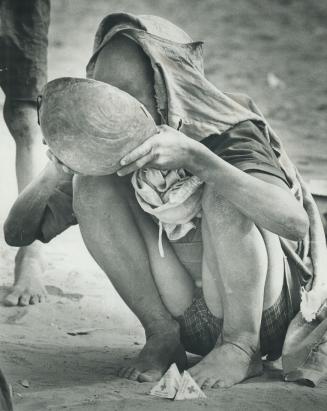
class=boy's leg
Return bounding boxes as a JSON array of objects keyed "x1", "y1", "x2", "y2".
[
  {"x1": 3, "y1": 100, "x2": 46, "y2": 306},
  {"x1": 73, "y1": 174, "x2": 188, "y2": 382},
  {"x1": 188, "y1": 185, "x2": 284, "y2": 388},
  {"x1": 127, "y1": 196, "x2": 196, "y2": 318}
]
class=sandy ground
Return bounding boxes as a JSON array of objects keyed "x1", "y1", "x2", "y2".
[{"x1": 0, "y1": 0, "x2": 327, "y2": 409}]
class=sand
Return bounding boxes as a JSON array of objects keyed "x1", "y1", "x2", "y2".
[{"x1": 0, "y1": 0, "x2": 327, "y2": 409}]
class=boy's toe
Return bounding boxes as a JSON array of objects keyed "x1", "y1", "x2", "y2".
[
  {"x1": 127, "y1": 369, "x2": 140, "y2": 380},
  {"x1": 138, "y1": 370, "x2": 159, "y2": 382}
]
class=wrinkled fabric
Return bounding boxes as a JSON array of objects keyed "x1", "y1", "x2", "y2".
[
  {"x1": 178, "y1": 281, "x2": 292, "y2": 358},
  {"x1": 202, "y1": 120, "x2": 289, "y2": 184},
  {"x1": 131, "y1": 119, "x2": 288, "y2": 257},
  {"x1": 86, "y1": 12, "x2": 327, "y2": 385},
  {"x1": 131, "y1": 168, "x2": 203, "y2": 255},
  {"x1": 283, "y1": 313, "x2": 327, "y2": 386}
]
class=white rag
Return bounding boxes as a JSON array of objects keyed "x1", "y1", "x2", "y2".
[{"x1": 131, "y1": 168, "x2": 203, "y2": 257}]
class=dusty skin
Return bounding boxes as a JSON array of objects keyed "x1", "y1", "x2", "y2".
[
  {"x1": 4, "y1": 245, "x2": 47, "y2": 307},
  {"x1": 1, "y1": 0, "x2": 327, "y2": 410},
  {"x1": 189, "y1": 343, "x2": 263, "y2": 389},
  {"x1": 118, "y1": 329, "x2": 187, "y2": 382}
]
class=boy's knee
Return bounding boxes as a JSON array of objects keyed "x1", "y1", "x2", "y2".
[
  {"x1": 202, "y1": 184, "x2": 253, "y2": 234},
  {"x1": 73, "y1": 174, "x2": 123, "y2": 216},
  {"x1": 73, "y1": 175, "x2": 99, "y2": 215}
]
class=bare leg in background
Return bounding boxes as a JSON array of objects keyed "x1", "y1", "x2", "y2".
[{"x1": 3, "y1": 100, "x2": 46, "y2": 306}]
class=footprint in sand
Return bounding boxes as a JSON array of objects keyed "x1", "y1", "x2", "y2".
[{"x1": 45, "y1": 285, "x2": 84, "y2": 301}]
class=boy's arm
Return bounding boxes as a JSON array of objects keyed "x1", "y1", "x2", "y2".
[
  {"x1": 189, "y1": 145, "x2": 309, "y2": 241},
  {"x1": 118, "y1": 125, "x2": 309, "y2": 241}
]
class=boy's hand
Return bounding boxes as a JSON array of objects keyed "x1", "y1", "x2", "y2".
[{"x1": 117, "y1": 125, "x2": 202, "y2": 176}]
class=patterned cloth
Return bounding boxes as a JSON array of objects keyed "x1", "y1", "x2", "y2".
[{"x1": 177, "y1": 283, "x2": 292, "y2": 360}]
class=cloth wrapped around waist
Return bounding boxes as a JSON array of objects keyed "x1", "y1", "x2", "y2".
[{"x1": 131, "y1": 168, "x2": 204, "y2": 256}]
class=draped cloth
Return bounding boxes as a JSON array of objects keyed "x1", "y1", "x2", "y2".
[
  {"x1": 86, "y1": 13, "x2": 327, "y2": 384},
  {"x1": 131, "y1": 168, "x2": 203, "y2": 257}
]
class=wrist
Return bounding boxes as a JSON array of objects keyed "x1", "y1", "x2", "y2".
[{"x1": 186, "y1": 141, "x2": 217, "y2": 180}]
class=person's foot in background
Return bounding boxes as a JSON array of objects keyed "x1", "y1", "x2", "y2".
[{"x1": 4, "y1": 243, "x2": 46, "y2": 306}]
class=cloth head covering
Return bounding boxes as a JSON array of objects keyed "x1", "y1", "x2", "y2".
[
  {"x1": 86, "y1": 12, "x2": 272, "y2": 251},
  {"x1": 87, "y1": 13, "x2": 270, "y2": 145}
]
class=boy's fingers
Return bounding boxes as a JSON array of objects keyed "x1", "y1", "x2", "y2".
[
  {"x1": 117, "y1": 151, "x2": 155, "y2": 176},
  {"x1": 120, "y1": 140, "x2": 153, "y2": 166},
  {"x1": 46, "y1": 150, "x2": 63, "y2": 167},
  {"x1": 46, "y1": 149, "x2": 58, "y2": 163},
  {"x1": 62, "y1": 165, "x2": 75, "y2": 175},
  {"x1": 46, "y1": 150, "x2": 78, "y2": 174}
]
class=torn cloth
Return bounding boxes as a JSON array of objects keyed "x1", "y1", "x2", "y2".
[{"x1": 131, "y1": 168, "x2": 203, "y2": 256}]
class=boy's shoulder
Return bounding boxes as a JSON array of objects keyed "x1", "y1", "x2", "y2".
[{"x1": 202, "y1": 119, "x2": 289, "y2": 186}]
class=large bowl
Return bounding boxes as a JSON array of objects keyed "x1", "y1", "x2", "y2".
[{"x1": 39, "y1": 77, "x2": 158, "y2": 175}]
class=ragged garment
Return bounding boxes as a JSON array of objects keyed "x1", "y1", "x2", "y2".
[
  {"x1": 86, "y1": 12, "x2": 327, "y2": 385},
  {"x1": 131, "y1": 168, "x2": 203, "y2": 256}
]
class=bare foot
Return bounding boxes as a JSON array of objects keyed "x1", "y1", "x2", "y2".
[
  {"x1": 188, "y1": 342, "x2": 263, "y2": 389},
  {"x1": 4, "y1": 245, "x2": 47, "y2": 306},
  {"x1": 118, "y1": 323, "x2": 187, "y2": 382}
]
